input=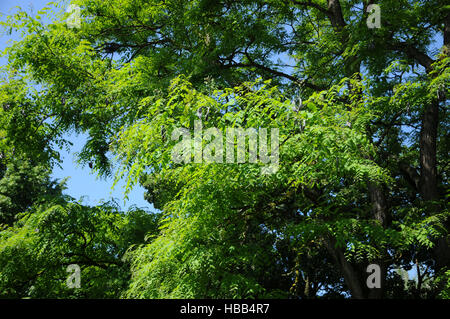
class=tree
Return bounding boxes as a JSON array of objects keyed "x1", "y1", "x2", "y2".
[
  {"x1": 0, "y1": 200, "x2": 162, "y2": 298},
  {"x1": 0, "y1": 0, "x2": 448, "y2": 298}
]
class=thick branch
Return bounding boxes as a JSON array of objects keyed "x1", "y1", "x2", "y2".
[
  {"x1": 221, "y1": 57, "x2": 325, "y2": 91},
  {"x1": 443, "y1": 11, "x2": 450, "y2": 55},
  {"x1": 387, "y1": 42, "x2": 435, "y2": 73},
  {"x1": 326, "y1": 0, "x2": 347, "y2": 29},
  {"x1": 289, "y1": 0, "x2": 330, "y2": 16},
  {"x1": 324, "y1": 237, "x2": 365, "y2": 299},
  {"x1": 399, "y1": 163, "x2": 421, "y2": 192}
]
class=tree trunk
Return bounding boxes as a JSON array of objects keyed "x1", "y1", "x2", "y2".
[
  {"x1": 325, "y1": 237, "x2": 365, "y2": 299},
  {"x1": 367, "y1": 182, "x2": 390, "y2": 299},
  {"x1": 419, "y1": 99, "x2": 439, "y2": 203}
]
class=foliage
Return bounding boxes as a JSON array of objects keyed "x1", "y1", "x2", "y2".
[
  {"x1": 0, "y1": 0, "x2": 448, "y2": 298},
  {"x1": 0, "y1": 200, "x2": 161, "y2": 298}
]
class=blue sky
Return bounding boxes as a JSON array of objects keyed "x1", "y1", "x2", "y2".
[{"x1": 0, "y1": 0, "x2": 153, "y2": 211}]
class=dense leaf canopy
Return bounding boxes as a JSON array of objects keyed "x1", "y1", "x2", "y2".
[{"x1": 0, "y1": 0, "x2": 449, "y2": 298}]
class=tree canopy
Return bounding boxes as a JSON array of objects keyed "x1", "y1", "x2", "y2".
[{"x1": 0, "y1": 0, "x2": 449, "y2": 299}]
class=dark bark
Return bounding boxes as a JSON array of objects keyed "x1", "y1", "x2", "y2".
[
  {"x1": 419, "y1": 99, "x2": 439, "y2": 202},
  {"x1": 367, "y1": 182, "x2": 390, "y2": 299},
  {"x1": 419, "y1": 98, "x2": 449, "y2": 273},
  {"x1": 387, "y1": 42, "x2": 435, "y2": 73},
  {"x1": 289, "y1": 0, "x2": 346, "y2": 30},
  {"x1": 327, "y1": 0, "x2": 346, "y2": 29},
  {"x1": 421, "y1": 10, "x2": 450, "y2": 277},
  {"x1": 325, "y1": 237, "x2": 365, "y2": 299},
  {"x1": 368, "y1": 182, "x2": 390, "y2": 229},
  {"x1": 443, "y1": 12, "x2": 450, "y2": 56},
  {"x1": 419, "y1": 11, "x2": 450, "y2": 277},
  {"x1": 399, "y1": 163, "x2": 421, "y2": 193}
]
